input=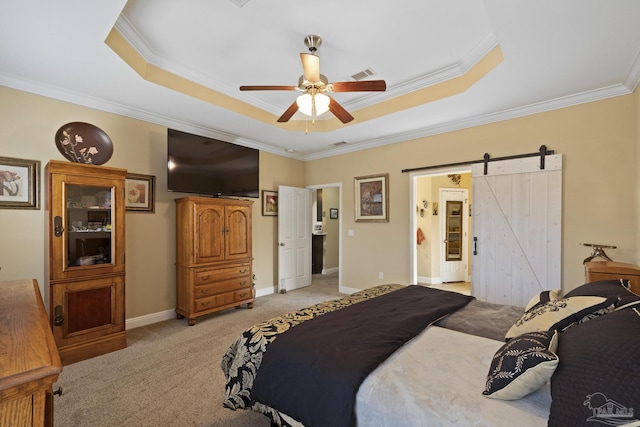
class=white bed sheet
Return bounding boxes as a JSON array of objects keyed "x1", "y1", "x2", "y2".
[{"x1": 354, "y1": 326, "x2": 552, "y2": 426}]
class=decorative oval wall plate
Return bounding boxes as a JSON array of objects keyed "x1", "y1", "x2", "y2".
[{"x1": 55, "y1": 122, "x2": 113, "y2": 165}]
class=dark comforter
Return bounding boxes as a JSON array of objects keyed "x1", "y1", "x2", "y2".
[{"x1": 250, "y1": 285, "x2": 473, "y2": 427}]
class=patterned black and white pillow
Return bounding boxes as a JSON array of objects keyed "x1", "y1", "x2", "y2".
[
  {"x1": 483, "y1": 330, "x2": 558, "y2": 400},
  {"x1": 505, "y1": 296, "x2": 617, "y2": 340},
  {"x1": 524, "y1": 289, "x2": 562, "y2": 311}
]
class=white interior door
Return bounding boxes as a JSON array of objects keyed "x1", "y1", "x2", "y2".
[
  {"x1": 471, "y1": 154, "x2": 562, "y2": 307},
  {"x1": 278, "y1": 185, "x2": 311, "y2": 292},
  {"x1": 440, "y1": 188, "x2": 468, "y2": 283}
]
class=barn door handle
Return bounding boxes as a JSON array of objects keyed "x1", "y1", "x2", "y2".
[{"x1": 473, "y1": 237, "x2": 478, "y2": 255}]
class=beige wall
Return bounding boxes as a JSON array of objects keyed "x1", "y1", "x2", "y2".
[
  {"x1": 306, "y1": 94, "x2": 638, "y2": 292},
  {"x1": 0, "y1": 86, "x2": 304, "y2": 319},
  {"x1": 322, "y1": 187, "x2": 339, "y2": 270},
  {"x1": 1, "y1": 85, "x2": 638, "y2": 322}
]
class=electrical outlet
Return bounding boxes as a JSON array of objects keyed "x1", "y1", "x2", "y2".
[{"x1": 379, "y1": 272, "x2": 384, "y2": 280}]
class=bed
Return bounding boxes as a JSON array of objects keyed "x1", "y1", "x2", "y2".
[{"x1": 222, "y1": 271, "x2": 640, "y2": 427}]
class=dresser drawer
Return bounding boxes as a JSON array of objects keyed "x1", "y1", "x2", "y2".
[
  {"x1": 195, "y1": 277, "x2": 251, "y2": 299},
  {"x1": 235, "y1": 288, "x2": 253, "y2": 302},
  {"x1": 195, "y1": 292, "x2": 235, "y2": 312},
  {"x1": 194, "y1": 264, "x2": 251, "y2": 285}
]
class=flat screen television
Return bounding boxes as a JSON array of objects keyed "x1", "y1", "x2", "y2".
[{"x1": 167, "y1": 129, "x2": 259, "y2": 198}]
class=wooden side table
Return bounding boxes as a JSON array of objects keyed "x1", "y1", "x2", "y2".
[
  {"x1": 0, "y1": 279, "x2": 62, "y2": 426},
  {"x1": 585, "y1": 261, "x2": 640, "y2": 295}
]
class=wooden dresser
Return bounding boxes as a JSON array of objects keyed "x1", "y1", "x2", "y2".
[
  {"x1": 0, "y1": 279, "x2": 62, "y2": 427},
  {"x1": 585, "y1": 261, "x2": 640, "y2": 295},
  {"x1": 175, "y1": 197, "x2": 254, "y2": 325}
]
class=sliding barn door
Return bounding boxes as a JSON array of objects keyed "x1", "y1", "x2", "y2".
[{"x1": 471, "y1": 154, "x2": 562, "y2": 307}]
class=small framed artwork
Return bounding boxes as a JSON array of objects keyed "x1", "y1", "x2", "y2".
[
  {"x1": 262, "y1": 190, "x2": 278, "y2": 216},
  {"x1": 125, "y1": 173, "x2": 155, "y2": 212},
  {"x1": 330, "y1": 208, "x2": 338, "y2": 219},
  {"x1": 354, "y1": 173, "x2": 389, "y2": 222},
  {"x1": 0, "y1": 156, "x2": 40, "y2": 210}
]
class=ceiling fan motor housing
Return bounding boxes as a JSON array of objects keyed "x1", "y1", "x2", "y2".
[{"x1": 304, "y1": 34, "x2": 322, "y2": 52}]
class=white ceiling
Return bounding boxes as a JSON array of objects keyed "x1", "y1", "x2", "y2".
[{"x1": 1, "y1": 1, "x2": 640, "y2": 160}]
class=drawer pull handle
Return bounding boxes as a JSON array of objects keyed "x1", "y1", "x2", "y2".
[
  {"x1": 239, "y1": 269, "x2": 248, "y2": 274},
  {"x1": 53, "y1": 305, "x2": 64, "y2": 327},
  {"x1": 200, "y1": 275, "x2": 210, "y2": 281},
  {"x1": 201, "y1": 301, "x2": 211, "y2": 307}
]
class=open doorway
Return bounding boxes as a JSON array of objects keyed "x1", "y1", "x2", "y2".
[
  {"x1": 410, "y1": 168, "x2": 472, "y2": 291},
  {"x1": 308, "y1": 183, "x2": 342, "y2": 293}
]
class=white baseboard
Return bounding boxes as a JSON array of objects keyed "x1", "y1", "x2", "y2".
[
  {"x1": 255, "y1": 286, "x2": 274, "y2": 298},
  {"x1": 126, "y1": 309, "x2": 176, "y2": 330},
  {"x1": 339, "y1": 284, "x2": 360, "y2": 295},
  {"x1": 417, "y1": 275, "x2": 442, "y2": 285},
  {"x1": 321, "y1": 267, "x2": 339, "y2": 275}
]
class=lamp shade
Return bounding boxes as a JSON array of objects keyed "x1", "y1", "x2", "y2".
[{"x1": 296, "y1": 93, "x2": 330, "y2": 116}]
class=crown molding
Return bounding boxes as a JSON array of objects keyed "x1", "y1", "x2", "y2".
[{"x1": 0, "y1": 70, "x2": 633, "y2": 163}]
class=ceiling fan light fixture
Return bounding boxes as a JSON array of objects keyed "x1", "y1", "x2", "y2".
[{"x1": 296, "y1": 93, "x2": 330, "y2": 117}]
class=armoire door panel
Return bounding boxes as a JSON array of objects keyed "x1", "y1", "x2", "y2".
[{"x1": 196, "y1": 205, "x2": 225, "y2": 263}]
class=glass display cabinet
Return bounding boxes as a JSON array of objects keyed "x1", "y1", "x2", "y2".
[
  {"x1": 45, "y1": 160, "x2": 127, "y2": 365},
  {"x1": 445, "y1": 200, "x2": 463, "y2": 261}
]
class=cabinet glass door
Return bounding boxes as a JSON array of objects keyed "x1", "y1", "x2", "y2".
[
  {"x1": 65, "y1": 184, "x2": 114, "y2": 268},
  {"x1": 445, "y1": 201, "x2": 463, "y2": 261}
]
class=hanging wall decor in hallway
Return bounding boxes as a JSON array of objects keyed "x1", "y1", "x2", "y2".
[{"x1": 354, "y1": 173, "x2": 388, "y2": 222}]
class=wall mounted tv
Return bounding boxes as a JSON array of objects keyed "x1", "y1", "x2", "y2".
[{"x1": 167, "y1": 129, "x2": 259, "y2": 198}]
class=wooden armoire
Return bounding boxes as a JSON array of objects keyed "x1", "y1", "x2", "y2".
[
  {"x1": 45, "y1": 160, "x2": 127, "y2": 365},
  {"x1": 175, "y1": 196, "x2": 254, "y2": 325}
]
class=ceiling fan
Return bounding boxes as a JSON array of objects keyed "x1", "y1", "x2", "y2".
[{"x1": 240, "y1": 35, "x2": 386, "y2": 124}]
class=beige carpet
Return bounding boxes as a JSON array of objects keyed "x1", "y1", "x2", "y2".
[{"x1": 54, "y1": 274, "x2": 342, "y2": 427}]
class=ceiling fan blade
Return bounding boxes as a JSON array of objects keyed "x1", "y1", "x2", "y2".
[
  {"x1": 300, "y1": 53, "x2": 320, "y2": 82},
  {"x1": 277, "y1": 100, "x2": 300, "y2": 123},
  {"x1": 329, "y1": 80, "x2": 387, "y2": 92},
  {"x1": 240, "y1": 85, "x2": 297, "y2": 91},
  {"x1": 328, "y1": 97, "x2": 354, "y2": 124}
]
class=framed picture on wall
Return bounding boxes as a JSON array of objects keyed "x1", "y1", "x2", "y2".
[
  {"x1": 0, "y1": 156, "x2": 40, "y2": 210},
  {"x1": 262, "y1": 190, "x2": 278, "y2": 216},
  {"x1": 125, "y1": 173, "x2": 155, "y2": 212},
  {"x1": 354, "y1": 173, "x2": 389, "y2": 222},
  {"x1": 330, "y1": 208, "x2": 338, "y2": 219}
]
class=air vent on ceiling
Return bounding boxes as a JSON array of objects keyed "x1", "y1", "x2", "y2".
[
  {"x1": 351, "y1": 68, "x2": 376, "y2": 81},
  {"x1": 331, "y1": 141, "x2": 347, "y2": 147}
]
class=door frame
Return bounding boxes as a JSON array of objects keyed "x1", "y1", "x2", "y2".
[
  {"x1": 307, "y1": 182, "x2": 342, "y2": 291},
  {"x1": 409, "y1": 166, "x2": 471, "y2": 286}
]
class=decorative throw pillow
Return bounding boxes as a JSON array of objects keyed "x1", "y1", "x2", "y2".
[
  {"x1": 548, "y1": 308, "x2": 640, "y2": 426},
  {"x1": 565, "y1": 279, "x2": 640, "y2": 307},
  {"x1": 505, "y1": 296, "x2": 617, "y2": 340},
  {"x1": 524, "y1": 289, "x2": 562, "y2": 311},
  {"x1": 483, "y1": 330, "x2": 558, "y2": 400}
]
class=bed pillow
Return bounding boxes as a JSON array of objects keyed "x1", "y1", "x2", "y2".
[
  {"x1": 505, "y1": 296, "x2": 617, "y2": 340},
  {"x1": 524, "y1": 289, "x2": 562, "y2": 311},
  {"x1": 483, "y1": 330, "x2": 558, "y2": 400},
  {"x1": 564, "y1": 279, "x2": 640, "y2": 307},
  {"x1": 548, "y1": 308, "x2": 640, "y2": 426}
]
